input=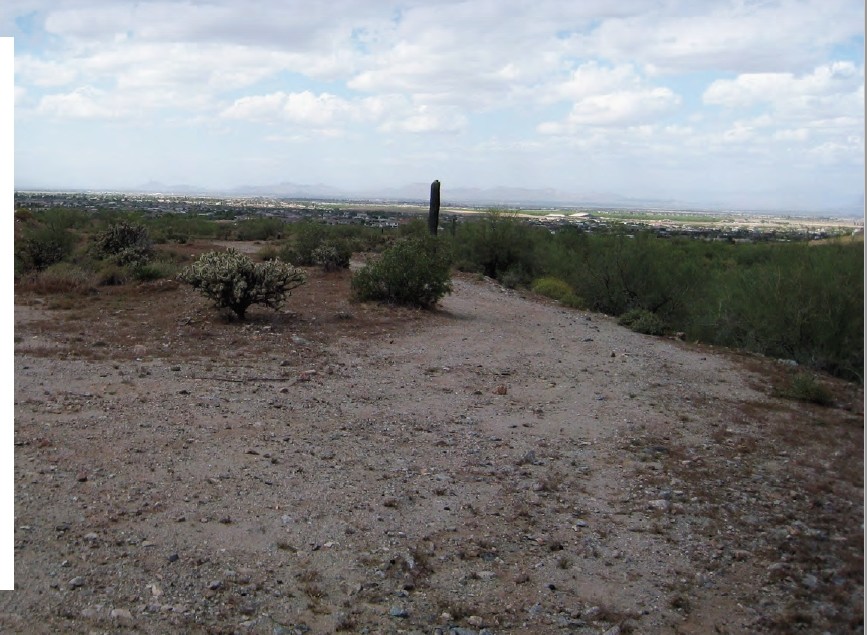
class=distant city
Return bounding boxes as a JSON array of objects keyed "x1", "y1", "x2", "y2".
[
  {"x1": 14, "y1": 189, "x2": 863, "y2": 244},
  {"x1": 15, "y1": 179, "x2": 866, "y2": 218}
]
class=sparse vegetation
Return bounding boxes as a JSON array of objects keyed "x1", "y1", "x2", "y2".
[
  {"x1": 178, "y1": 249, "x2": 306, "y2": 319},
  {"x1": 774, "y1": 371, "x2": 835, "y2": 406}
]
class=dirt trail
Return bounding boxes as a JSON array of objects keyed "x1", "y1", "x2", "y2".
[{"x1": 9, "y1": 272, "x2": 863, "y2": 634}]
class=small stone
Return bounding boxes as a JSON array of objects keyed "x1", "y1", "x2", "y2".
[
  {"x1": 76, "y1": 472, "x2": 88, "y2": 482},
  {"x1": 514, "y1": 573, "x2": 530, "y2": 584},
  {"x1": 68, "y1": 576, "x2": 85, "y2": 589},
  {"x1": 208, "y1": 580, "x2": 223, "y2": 591},
  {"x1": 389, "y1": 606, "x2": 409, "y2": 618},
  {"x1": 110, "y1": 608, "x2": 133, "y2": 622},
  {"x1": 467, "y1": 615, "x2": 484, "y2": 627},
  {"x1": 602, "y1": 626, "x2": 621, "y2": 635},
  {"x1": 647, "y1": 499, "x2": 671, "y2": 512},
  {"x1": 802, "y1": 574, "x2": 819, "y2": 590}
]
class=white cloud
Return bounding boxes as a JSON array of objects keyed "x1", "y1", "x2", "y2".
[
  {"x1": 703, "y1": 62, "x2": 863, "y2": 108},
  {"x1": 37, "y1": 86, "x2": 116, "y2": 119},
  {"x1": 572, "y1": 0, "x2": 864, "y2": 74},
  {"x1": 378, "y1": 104, "x2": 467, "y2": 134},
  {"x1": 539, "y1": 64, "x2": 682, "y2": 131},
  {"x1": 9, "y1": 0, "x2": 865, "y2": 211},
  {"x1": 15, "y1": 55, "x2": 78, "y2": 86},
  {"x1": 222, "y1": 90, "x2": 465, "y2": 134}
]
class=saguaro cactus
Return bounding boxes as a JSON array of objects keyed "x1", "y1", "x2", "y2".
[{"x1": 428, "y1": 179, "x2": 441, "y2": 235}]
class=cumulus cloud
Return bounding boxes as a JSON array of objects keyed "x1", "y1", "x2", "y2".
[
  {"x1": 539, "y1": 63, "x2": 682, "y2": 132},
  {"x1": 703, "y1": 62, "x2": 863, "y2": 108},
  {"x1": 221, "y1": 90, "x2": 463, "y2": 134},
  {"x1": 37, "y1": 86, "x2": 117, "y2": 119},
  {"x1": 571, "y1": 0, "x2": 864, "y2": 74},
  {"x1": 9, "y1": 0, "x2": 864, "y2": 210}
]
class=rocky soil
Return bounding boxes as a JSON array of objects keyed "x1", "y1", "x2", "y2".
[{"x1": 9, "y1": 261, "x2": 864, "y2": 634}]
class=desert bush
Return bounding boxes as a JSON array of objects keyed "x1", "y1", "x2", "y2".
[
  {"x1": 132, "y1": 260, "x2": 180, "y2": 282},
  {"x1": 312, "y1": 240, "x2": 351, "y2": 271},
  {"x1": 96, "y1": 262, "x2": 132, "y2": 286},
  {"x1": 235, "y1": 217, "x2": 286, "y2": 241},
  {"x1": 691, "y1": 242, "x2": 863, "y2": 381},
  {"x1": 532, "y1": 276, "x2": 583, "y2": 308},
  {"x1": 92, "y1": 221, "x2": 153, "y2": 266},
  {"x1": 351, "y1": 236, "x2": 452, "y2": 308},
  {"x1": 15, "y1": 225, "x2": 76, "y2": 272},
  {"x1": 281, "y1": 221, "x2": 328, "y2": 265},
  {"x1": 179, "y1": 248, "x2": 306, "y2": 319},
  {"x1": 618, "y1": 308, "x2": 667, "y2": 336},
  {"x1": 145, "y1": 213, "x2": 220, "y2": 244},
  {"x1": 449, "y1": 210, "x2": 543, "y2": 281}
]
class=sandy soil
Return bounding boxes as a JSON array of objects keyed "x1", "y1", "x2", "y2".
[{"x1": 8, "y1": 258, "x2": 863, "y2": 635}]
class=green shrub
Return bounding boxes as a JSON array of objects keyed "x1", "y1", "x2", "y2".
[
  {"x1": 351, "y1": 236, "x2": 452, "y2": 308},
  {"x1": 15, "y1": 225, "x2": 76, "y2": 272},
  {"x1": 312, "y1": 240, "x2": 351, "y2": 272},
  {"x1": 618, "y1": 308, "x2": 667, "y2": 336},
  {"x1": 449, "y1": 211, "x2": 542, "y2": 281},
  {"x1": 532, "y1": 276, "x2": 583, "y2": 307},
  {"x1": 283, "y1": 221, "x2": 327, "y2": 265},
  {"x1": 132, "y1": 260, "x2": 180, "y2": 281},
  {"x1": 92, "y1": 221, "x2": 153, "y2": 266},
  {"x1": 97, "y1": 262, "x2": 132, "y2": 286},
  {"x1": 235, "y1": 217, "x2": 286, "y2": 241},
  {"x1": 179, "y1": 248, "x2": 306, "y2": 319}
]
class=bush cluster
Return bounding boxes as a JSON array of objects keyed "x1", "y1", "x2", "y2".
[{"x1": 178, "y1": 249, "x2": 306, "y2": 319}]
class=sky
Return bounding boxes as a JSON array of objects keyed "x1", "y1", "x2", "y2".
[{"x1": 6, "y1": 0, "x2": 866, "y2": 213}]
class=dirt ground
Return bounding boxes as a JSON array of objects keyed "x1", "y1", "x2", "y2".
[{"x1": 8, "y1": 248, "x2": 864, "y2": 634}]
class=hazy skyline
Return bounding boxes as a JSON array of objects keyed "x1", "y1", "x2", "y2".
[{"x1": 8, "y1": 0, "x2": 865, "y2": 213}]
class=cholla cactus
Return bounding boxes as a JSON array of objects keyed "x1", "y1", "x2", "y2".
[{"x1": 179, "y1": 249, "x2": 306, "y2": 319}]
